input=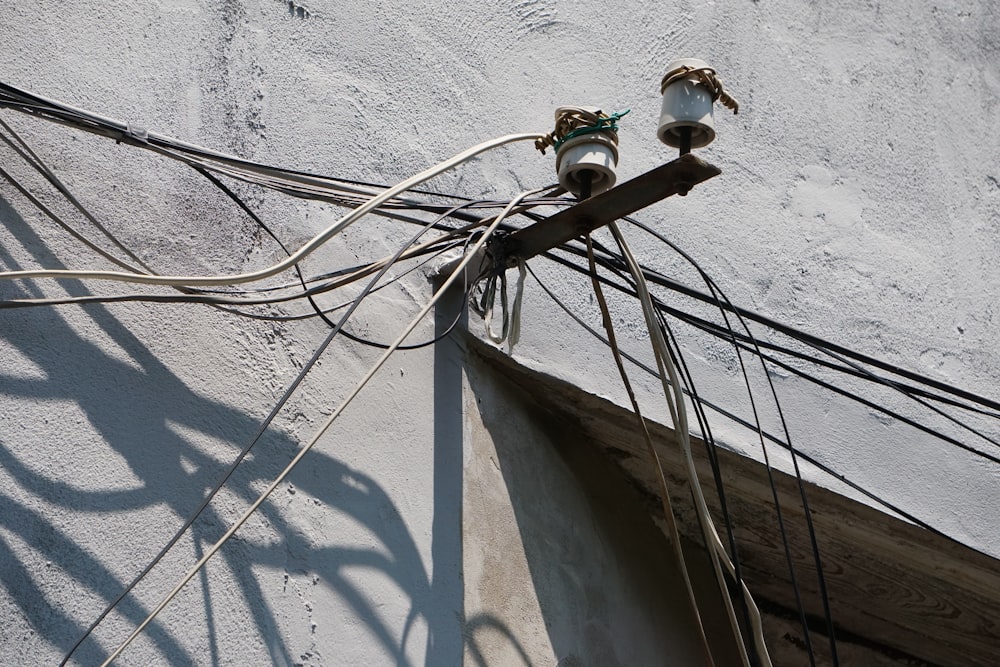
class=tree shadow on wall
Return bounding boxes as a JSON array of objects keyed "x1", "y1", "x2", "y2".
[{"x1": 0, "y1": 195, "x2": 469, "y2": 666}]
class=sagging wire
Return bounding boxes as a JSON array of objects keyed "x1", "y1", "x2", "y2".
[
  {"x1": 98, "y1": 186, "x2": 545, "y2": 666},
  {"x1": 475, "y1": 256, "x2": 527, "y2": 349},
  {"x1": 193, "y1": 165, "x2": 491, "y2": 349},
  {"x1": 556, "y1": 228, "x2": 834, "y2": 662},
  {"x1": 0, "y1": 82, "x2": 442, "y2": 208},
  {"x1": 529, "y1": 253, "x2": 818, "y2": 662},
  {"x1": 651, "y1": 300, "x2": 817, "y2": 666},
  {"x1": 623, "y1": 218, "x2": 1000, "y2": 460},
  {"x1": 617, "y1": 222, "x2": 831, "y2": 663},
  {"x1": 540, "y1": 239, "x2": 1000, "y2": 465},
  {"x1": 0, "y1": 131, "x2": 543, "y2": 288},
  {"x1": 607, "y1": 222, "x2": 769, "y2": 667},
  {"x1": 583, "y1": 236, "x2": 717, "y2": 666},
  {"x1": 525, "y1": 262, "x2": 984, "y2": 552}
]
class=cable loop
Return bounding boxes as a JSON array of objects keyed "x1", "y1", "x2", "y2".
[
  {"x1": 660, "y1": 66, "x2": 739, "y2": 114},
  {"x1": 535, "y1": 107, "x2": 630, "y2": 155}
]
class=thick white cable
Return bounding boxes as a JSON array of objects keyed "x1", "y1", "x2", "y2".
[
  {"x1": 0, "y1": 133, "x2": 541, "y2": 287},
  {"x1": 608, "y1": 222, "x2": 770, "y2": 667},
  {"x1": 98, "y1": 187, "x2": 541, "y2": 666}
]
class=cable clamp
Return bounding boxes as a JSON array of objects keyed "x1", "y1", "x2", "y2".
[{"x1": 121, "y1": 122, "x2": 149, "y2": 144}]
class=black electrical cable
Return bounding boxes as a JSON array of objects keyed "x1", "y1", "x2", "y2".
[
  {"x1": 194, "y1": 167, "x2": 491, "y2": 349},
  {"x1": 616, "y1": 258, "x2": 1000, "y2": 454},
  {"x1": 643, "y1": 302, "x2": 1000, "y2": 466},
  {"x1": 539, "y1": 243, "x2": 1000, "y2": 463},
  {"x1": 586, "y1": 248, "x2": 766, "y2": 663},
  {"x1": 526, "y1": 262, "x2": 983, "y2": 552},
  {"x1": 1, "y1": 81, "x2": 573, "y2": 225},
  {"x1": 582, "y1": 238, "x2": 719, "y2": 666},
  {"x1": 605, "y1": 229, "x2": 839, "y2": 663},
  {"x1": 654, "y1": 296, "x2": 767, "y2": 666},
  {"x1": 649, "y1": 274, "x2": 819, "y2": 667},
  {"x1": 0, "y1": 118, "x2": 156, "y2": 273},
  {"x1": 623, "y1": 217, "x2": 1000, "y2": 456},
  {"x1": 0, "y1": 161, "x2": 150, "y2": 275},
  {"x1": 546, "y1": 229, "x2": 1000, "y2": 417},
  {"x1": 209, "y1": 243, "x2": 466, "y2": 323}
]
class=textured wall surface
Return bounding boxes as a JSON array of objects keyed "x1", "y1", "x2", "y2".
[{"x1": 0, "y1": 1, "x2": 998, "y2": 664}]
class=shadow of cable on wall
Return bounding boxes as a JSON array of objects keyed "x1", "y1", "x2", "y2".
[{"x1": 0, "y1": 195, "x2": 520, "y2": 665}]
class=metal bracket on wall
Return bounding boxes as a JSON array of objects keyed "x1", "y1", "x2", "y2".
[{"x1": 497, "y1": 153, "x2": 721, "y2": 268}]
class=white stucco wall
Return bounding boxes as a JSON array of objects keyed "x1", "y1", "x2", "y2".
[{"x1": 1, "y1": 1, "x2": 998, "y2": 664}]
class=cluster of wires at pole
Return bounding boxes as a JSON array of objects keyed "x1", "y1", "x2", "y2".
[{"x1": 1, "y1": 80, "x2": 999, "y2": 667}]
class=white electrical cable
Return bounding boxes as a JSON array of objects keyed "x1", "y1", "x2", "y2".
[
  {"x1": 98, "y1": 186, "x2": 543, "y2": 666},
  {"x1": 482, "y1": 259, "x2": 527, "y2": 349},
  {"x1": 608, "y1": 222, "x2": 771, "y2": 667},
  {"x1": 0, "y1": 133, "x2": 541, "y2": 288}
]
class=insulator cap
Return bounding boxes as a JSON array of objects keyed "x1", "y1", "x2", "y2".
[
  {"x1": 555, "y1": 132, "x2": 619, "y2": 196},
  {"x1": 658, "y1": 58, "x2": 716, "y2": 149}
]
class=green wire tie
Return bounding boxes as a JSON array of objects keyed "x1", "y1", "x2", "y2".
[{"x1": 553, "y1": 109, "x2": 630, "y2": 153}]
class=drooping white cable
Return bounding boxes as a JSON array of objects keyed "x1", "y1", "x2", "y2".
[
  {"x1": 0, "y1": 133, "x2": 541, "y2": 287},
  {"x1": 98, "y1": 187, "x2": 543, "y2": 666},
  {"x1": 608, "y1": 221, "x2": 770, "y2": 667},
  {"x1": 481, "y1": 259, "x2": 527, "y2": 350},
  {"x1": 583, "y1": 237, "x2": 716, "y2": 666}
]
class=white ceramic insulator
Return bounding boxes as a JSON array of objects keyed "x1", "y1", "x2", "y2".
[
  {"x1": 555, "y1": 133, "x2": 619, "y2": 196},
  {"x1": 658, "y1": 57, "x2": 716, "y2": 149}
]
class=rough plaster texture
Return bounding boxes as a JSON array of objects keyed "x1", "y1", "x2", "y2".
[{"x1": 0, "y1": 0, "x2": 998, "y2": 664}]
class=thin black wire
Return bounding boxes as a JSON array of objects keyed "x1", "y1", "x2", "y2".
[
  {"x1": 645, "y1": 303, "x2": 1000, "y2": 466},
  {"x1": 195, "y1": 167, "x2": 486, "y2": 349},
  {"x1": 619, "y1": 220, "x2": 842, "y2": 663},
  {"x1": 586, "y1": 248, "x2": 762, "y2": 662},
  {"x1": 0, "y1": 118, "x2": 155, "y2": 272},
  {"x1": 651, "y1": 273, "x2": 818, "y2": 666},
  {"x1": 611, "y1": 223, "x2": 766, "y2": 664},
  {"x1": 525, "y1": 262, "x2": 974, "y2": 543},
  {"x1": 622, "y1": 251, "x2": 1000, "y2": 453},
  {"x1": 545, "y1": 234, "x2": 1000, "y2": 418},
  {"x1": 582, "y1": 238, "x2": 719, "y2": 666},
  {"x1": 209, "y1": 242, "x2": 465, "y2": 323},
  {"x1": 654, "y1": 294, "x2": 765, "y2": 664},
  {"x1": 539, "y1": 244, "x2": 1000, "y2": 465},
  {"x1": 656, "y1": 306, "x2": 798, "y2": 667},
  {"x1": 604, "y1": 223, "x2": 838, "y2": 662}
]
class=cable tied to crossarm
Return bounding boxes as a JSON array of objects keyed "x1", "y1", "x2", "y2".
[
  {"x1": 660, "y1": 65, "x2": 739, "y2": 114},
  {"x1": 477, "y1": 258, "x2": 527, "y2": 351},
  {"x1": 534, "y1": 107, "x2": 630, "y2": 155}
]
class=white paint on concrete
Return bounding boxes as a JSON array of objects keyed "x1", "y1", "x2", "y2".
[{"x1": 0, "y1": 0, "x2": 998, "y2": 663}]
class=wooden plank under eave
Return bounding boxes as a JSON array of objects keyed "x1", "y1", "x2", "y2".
[{"x1": 471, "y1": 340, "x2": 1000, "y2": 667}]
